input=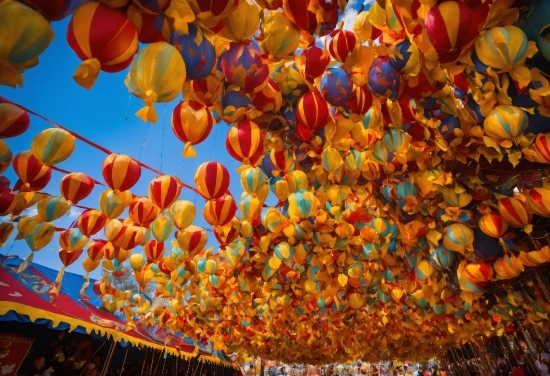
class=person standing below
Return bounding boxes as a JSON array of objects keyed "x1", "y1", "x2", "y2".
[
  {"x1": 510, "y1": 360, "x2": 524, "y2": 376},
  {"x1": 536, "y1": 355, "x2": 549, "y2": 376}
]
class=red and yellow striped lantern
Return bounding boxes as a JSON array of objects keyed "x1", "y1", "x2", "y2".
[
  {"x1": 424, "y1": 1, "x2": 482, "y2": 63},
  {"x1": 129, "y1": 196, "x2": 159, "y2": 226},
  {"x1": 328, "y1": 29, "x2": 357, "y2": 63},
  {"x1": 225, "y1": 119, "x2": 264, "y2": 165},
  {"x1": 282, "y1": 0, "x2": 319, "y2": 34},
  {"x1": 144, "y1": 240, "x2": 165, "y2": 262},
  {"x1": 13, "y1": 151, "x2": 51, "y2": 192},
  {"x1": 498, "y1": 196, "x2": 532, "y2": 229},
  {"x1": 534, "y1": 133, "x2": 550, "y2": 163},
  {"x1": 176, "y1": 225, "x2": 207, "y2": 256},
  {"x1": 148, "y1": 175, "x2": 182, "y2": 210},
  {"x1": 77, "y1": 209, "x2": 107, "y2": 237},
  {"x1": 87, "y1": 240, "x2": 107, "y2": 261},
  {"x1": 59, "y1": 248, "x2": 84, "y2": 267},
  {"x1": 0, "y1": 103, "x2": 30, "y2": 138},
  {"x1": 67, "y1": 2, "x2": 138, "y2": 89},
  {"x1": 60, "y1": 172, "x2": 94, "y2": 204},
  {"x1": 345, "y1": 85, "x2": 373, "y2": 121},
  {"x1": 296, "y1": 91, "x2": 329, "y2": 132},
  {"x1": 203, "y1": 194, "x2": 237, "y2": 226},
  {"x1": 112, "y1": 224, "x2": 147, "y2": 250},
  {"x1": 478, "y1": 213, "x2": 508, "y2": 238},
  {"x1": 301, "y1": 38, "x2": 330, "y2": 81},
  {"x1": 463, "y1": 262, "x2": 493, "y2": 288},
  {"x1": 171, "y1": 100, "x2": 214, "y2": 158},
  {"x1": 525, "y1": 187, "x2": 550, "y2": 217},
  {"x1": 102, "y1": 154, "x2": 141, "y2": 192},
  {"x1": 194, "y1": 161, "x2": 230, "y2": 200}
]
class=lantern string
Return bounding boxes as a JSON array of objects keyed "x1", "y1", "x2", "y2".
[
  {"x1": 0, "y1": 96, "x2": 201, "y2": 195},
  {"x1": 50, "y1": 165, "x2": 105, "y2": 186}
]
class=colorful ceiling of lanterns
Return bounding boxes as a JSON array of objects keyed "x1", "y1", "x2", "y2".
[{"x1": 2, "y1": 0, "x2": 550, "y2": 365}]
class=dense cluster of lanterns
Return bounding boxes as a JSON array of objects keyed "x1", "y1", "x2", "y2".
[{"x1": 1, "y1": 0, "x2": 550, "y2": 365}]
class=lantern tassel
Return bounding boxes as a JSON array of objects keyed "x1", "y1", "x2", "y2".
[
  {"x1": 50, "y1": 266, "x2": 65, "y2": 303},
  {"x1": 80, "y1": 272, "x2": 91, "y2": 300},
  {"x1": 17, "y1": 252, "x2": 34, "y2": 274},
  {"x1": 182, "y1": 142, "x2": 197, "y2": 157},
  {"x1": 73, "y1": 58, "x2": 101, "y2": 90},
  {"x1": 0, "y1": 59, "x2": 23, "y2": 88},
  {"x1": 136, "y1": 96, "x2": 158, "y2": 123}
]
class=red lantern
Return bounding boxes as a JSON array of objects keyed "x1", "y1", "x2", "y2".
[
  {"x1": 194, "y1": 162, "x2": 230, "y2": 200},
  {"x1": 171, "y1": 100, "x2": 214, "y2": 157},
  {"x1": 301, "y1": 38, "x2": 330, "y2": 81},
  {"x1": 67, "y1": 2, "x2": 138, "y2": 89},
  {"x1": 534, "y1": 133, "x2": 550, "y2": 163},
  {"x1": 13, "y1": 151, "x2": 51, "y2": 192},
  {"x1": 60, "y1": 172, "x2": 94, "y2": 204},
  {"x1": 282, "y1": 0, "x2": 319, "y2": 34},
  {"x1": 345, "y1": 85, "x2": 373, "y2": 120},
  {"x1": 148, "y1": 175, "x2": 182, "y2": 210},
  {"x1": 127, "y1": 4, "x2": 171, "y2": 44},
  {"x1": 144, "y1": 240, "x2": 165, "y2": 262},
  {"x1": 112, "y1": 224, "x2": 146, "y2": 250},
  {"x1": 328, "y1": 29, "x2": 357, "y2": 63},
  {"x1": 22, "y1": 0, "x2": 80, "y2": 21},
  {"x1": 203, "y1": 194, "x2": 238, "y2": 226},
  {"x1": 176, "y1": 225, "x2": 207, "y2": 256},
  {"x1": 0, "y1": 103, "x2": 30, "y2": 138},
  {"x1": 87, "y1": 239, "x2": 106, "y2": 261},
  {"x1": 77, "y1": 209, "x2": 107, "y2": 237},
  {"x1": 225, "y1": 119, "x2": 264, "y2": 165},
  {"x1": 425, "y1": 1, "x2": 483, "y2": 63},
  {"x1": 129, "y1": 196, "x2": 159, "y2": 226},
  {"x1": 0, "y1": 189, "x2": 14, "y2": 216},
  {"x1": 296, "y1": 91, "x2": 329, "y2": 132},
  {"x1": 295, "y1": 122, "x2": 315, "y2": 142},
  {"x1": 102, "y1": 154, "x2": 141, "y2": 192},
  {"x1": 59, "y1": 248, "x2": 84, "y2": 267}
]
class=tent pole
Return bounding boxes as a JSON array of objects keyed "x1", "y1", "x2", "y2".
[
  {"x1": 79, "y1": 340, "x2": 107, "y2": 376},
  {"x1": 119, "y1": 347, "x2": 129, "y2": 376}
]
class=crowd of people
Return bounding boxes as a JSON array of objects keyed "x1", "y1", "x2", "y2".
[
  {"x1": 241, "y1": 362, "x2": 446, "y2": 376},
  {"x1": 239, "y1": 352, "x2": 550, "y2": 376}
]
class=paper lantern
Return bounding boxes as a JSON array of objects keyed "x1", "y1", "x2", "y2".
[
  {"x1": 148, "y1": 175, "x2": 182, "y2": 210},
  {"x1": 171, "y1": 100, "x2": 214, "y2": 157},
  {"x1": 0, "y1": 103, "x2": 30, "y2": 138},
  {"x1": 125, "y1": 42, "x2": 185, "y2": 123},
  {"x1": 31, "y1": 128, "x2": 75, "y2": 165},
  {"x1": 67, "y1": 2, "x2": 138, "y2": 89},
  {"x1": 203, "y1": 194, "x2": 237, "y2": 226},
  {"x1": 60, "y1": 172, "x2": 94, "y2": 204},
  {"x1": 102, "y1": 154, "x2": 141, "y2": 192},
  {"x1": 194, "y1": 161, "x2": 230, "y2": 200},
  {"x1": 0, "y1": 0, "x2": 54, "y2": 87}
]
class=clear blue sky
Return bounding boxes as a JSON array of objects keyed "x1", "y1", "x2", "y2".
[{"x1": 1, "y1": 17, "x2": 246, "y2": 279}]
